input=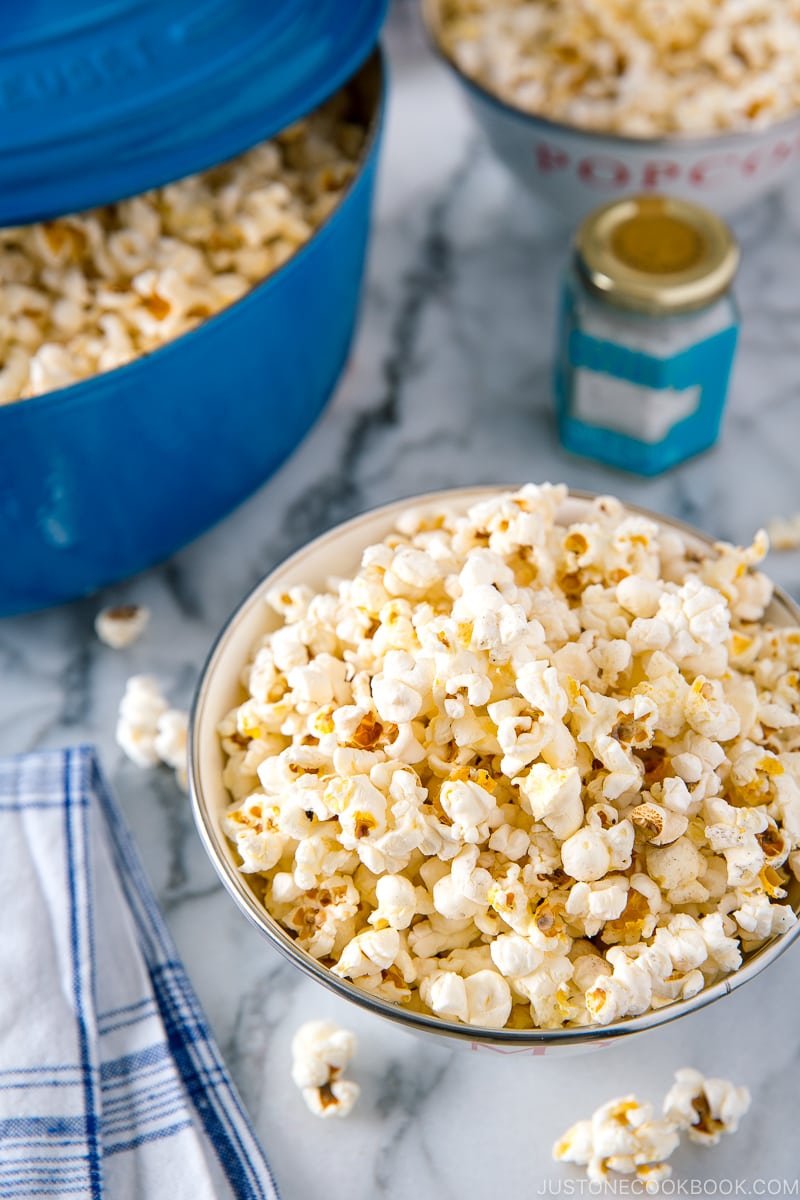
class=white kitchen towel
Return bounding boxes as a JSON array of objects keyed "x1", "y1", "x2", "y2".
[{"x1": 0, "y1": 746, "x2": 280, "y2": 1200}]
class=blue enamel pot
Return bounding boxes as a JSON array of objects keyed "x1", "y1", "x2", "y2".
[{"x1": 0, "y1": 52, "x2": 384, "y2": 617}]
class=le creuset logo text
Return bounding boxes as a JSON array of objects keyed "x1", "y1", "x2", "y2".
[{"x1": 0, "y1": 15, "x2": 212, "y2": 110}]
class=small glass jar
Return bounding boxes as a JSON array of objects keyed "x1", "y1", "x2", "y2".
[{"x1": 554, "y1": 195, "x2": 740, "y2": 476}]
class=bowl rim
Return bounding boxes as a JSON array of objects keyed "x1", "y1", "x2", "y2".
[
  {"x1": 189, "y1": 484, "x2": 800, "y2": 1047},
  {"x1": 0, "y1": 49, "x2": 386, "y2": 420},
  {"x1": 419, "y1": 0, "x2": 800, "y2": 151}
]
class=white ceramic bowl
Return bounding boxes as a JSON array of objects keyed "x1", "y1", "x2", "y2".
[
  {"x1": 189, "y1": 487, "x2": 800, "y2": 1056},
  {"x1": 421, "y1": 0, "x2": 800, "y2": 222}
]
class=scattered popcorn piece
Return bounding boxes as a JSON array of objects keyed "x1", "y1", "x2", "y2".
[
  {"x1": 553, "y1": 1095, "x2": 680, "y2": 1187},
  {"x1": 116, "y1": 675, "x2": 168, "y2": 768},
  {"x1": 554, "y1": 1069, "x2": 750, "y2": 1188},
  {"x1": 94, "y1": 603, "x2": 150, "y2": 648},
  {"x1": 116, "y1": 675, "x2": 188, "y2": 790},
  {"x1": 766, "y1": 514, "x2": 800, "y2": 552},
  {"x1": 663, "y1": 1068, "x2": 751, "y2": 1146},
  {"x1": 301, "y1": 1079, "x2": 360, "y2": 1120},
  {"x1": 291, "y1": 1020, "x2": 360, "y2": 1119},
  {"x1": 219, "y1": 485, "x2": 800, "y2": 1031},
  {"x1": 154, "y1": 708, "x2": 189, "y2": 792}
]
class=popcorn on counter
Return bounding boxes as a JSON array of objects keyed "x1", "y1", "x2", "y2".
[
  {"x1": 94, "y1": 604, "x2": 150, "y2": 649},
  {"x1": 0, "y1": 89, "x2": 364, "y2": 405},
  {"x1": 219, "y1": 484, "x2": 800, "y2": 1032},
  {"x1": 662, "y1": 1067, "x2": 751, "y2": 1146},
  {"x1": 766, "y1": 513, "x2": 800, "y2": 552},
  {"x1": 554, "y1": 1068, "x2": 751, "y2": 1188},
  {"x1": 437, "y1": 0, "x2": 800, "y2": 137},
  {"x1": 553, "y1": 1094, "x2": 680, "y2": 1188},
  {"x1": 116, "y1": 675, "x2": 189, "y2": 792},
  {"x1": 291, "y1": 1020, "x2": 360, "y2": 1119}
]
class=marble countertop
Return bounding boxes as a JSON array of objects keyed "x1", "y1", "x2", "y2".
[{"x1": 3, "y1": 5, "x2": 800, "y2": 1197}]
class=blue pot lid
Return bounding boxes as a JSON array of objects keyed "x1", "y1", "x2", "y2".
[{"x1": 0, "y1": 0, "x2": 388, "y2": 225}]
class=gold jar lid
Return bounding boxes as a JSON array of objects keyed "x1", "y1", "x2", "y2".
[{"x1": 575, "y1": 195, "x2": 739, "y2": 316}]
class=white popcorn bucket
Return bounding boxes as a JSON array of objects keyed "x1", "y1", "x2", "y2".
[{"x1": 420, "y1": 0, "x2": 800, "y2": 222}]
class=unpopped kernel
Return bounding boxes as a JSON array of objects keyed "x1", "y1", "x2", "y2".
[
  {"x1": 436, "y1": 0, "x2": 800, "y2": 137},
  {"x1": 0, "y1": 87, "x2": 364, "y2": 405},
  {"x1": 219, "y1": 485, "x2": 800, "y2": 1032}
]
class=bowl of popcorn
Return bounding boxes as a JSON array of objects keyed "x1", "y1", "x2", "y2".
[
  {"x1": 422, "y1": 0, "x2": 800, "y2": 221},
  {"x1": 0, "y1": 0, "x2": 386, "y2": 616},
  {"x1": 189, "y1": 484, "x2": 800, "y2": 1052}
]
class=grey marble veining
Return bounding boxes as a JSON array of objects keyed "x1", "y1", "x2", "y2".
[{"x1": 3, "y1": 6, "x2": 800, "y2": 1198}]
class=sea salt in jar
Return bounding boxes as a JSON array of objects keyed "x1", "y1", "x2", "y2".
[{"x1": 554, "y1": 195, "x2": 740, "y2": 475}]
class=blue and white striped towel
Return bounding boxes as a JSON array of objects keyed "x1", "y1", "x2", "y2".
[{"x1": 0, "y1": 746, "x2": 280, "y2": 1200}]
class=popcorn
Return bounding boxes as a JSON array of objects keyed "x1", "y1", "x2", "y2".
[
  {"x1": 554, "y1": 1069, "x2": 750, "y2": 1189},
  {"x1": 629, "y1": 803, "x2": 688, "y2": 847},
  {"x1": 565, "y1": 877, "x2": 629, "y2": 937},
  {"x1": 116, "y1": 675, "x2": 168, "y2": 768},
  {"x1": 515, "y1": 954, "x2": 575, "y2": 1028},
  {"x1": 684, "y1": 677, "x2": 741, "y2": 742},
  {"x1": 490, "y1": 932, "x2": 545, "y2": 979},
  {"x1": 291, "y1": 1020, "x2": 360, "y2": 1119},
  {"x1": 560, "y1": 829, "x2": 613, "y2": 883},
  {"x1": 656, "y1": 913, "x2": 741, "y2": 975},
  {"x1": 332, "y1": 928, "x2": 402, "y2": 982},
  {"x1": 646, "y1": 837, "x2": 705, "y2": 895},
  {"x1": 154, "y1": 709, "x2": 189, "y2": 792},
  {"x1": 224, "y1": 792, "x2": 285, "y2": 874},
  {"x1": 220, "y1": 485, "x2": 800, "y2": 1031},
  {"x1": 437, "y1": 0, "x2": 800, "y2": 138},
  {"x1": 116, "y1": 674, "x2": 188, "y2": 790},
  {"x1": 732, "y1": 891, "x2": 796, "y2": 942},
  {"x1": 94, "y1": 603, "x2": 150, "y2": 649},
  {"x1": 293, "y1": 828, "x2": 357, "y2": 891},
  {"x1": 0, "y1": 87, "x2": 365, "y2": 405},
  {"x1": 517, "y1": 764, "x2": 583, "y2": 840},
  {"x1": 439, "y1": 776, "x2": 497, "y2": 842},
  {"x1": 663, "y1": 1068, "x2": 751, "y2": 1146},
  {"x1": 325, "y1": 774, "x2": 388, "y2": 855},
  {"x1": 420, "y1": 970, "x2": 470, "y2": 1022},
  {"x1": 705, "y1": 798, "x2": 768, "y2": 887},
  {"x1": 553, "y1": 1096, "x2": 680, "y2": 1187},
  {"x1": 561, "y1": 820, "x2": 634, "y2": 883},
  {"x1": 585, "y1": 945, "x2": 663, "y2": 1024},
  {"x1": 766, "y1": 513, "x2": 800, "y2": 552},
  {"x1": 463, "y1": 969, "x2": 513, "y2": 1029},
  {"x1": 371, "y1": 674, "x2": 422, "y2": 724},
  {"x1": 283, "y1": 876, "x2": 359, "y2": 958},
  {"x1": 368, "y1": 874, "x2": 418, "y2": 930}
]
